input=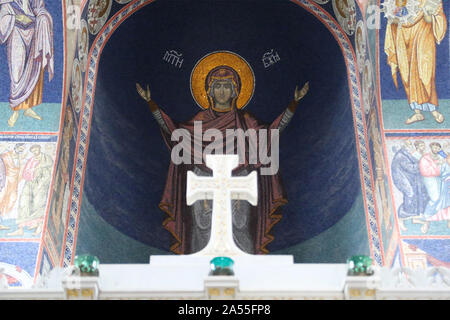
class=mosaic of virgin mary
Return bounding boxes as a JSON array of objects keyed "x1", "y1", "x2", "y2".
[
  {"x1": 0, "y1": 0, "x2": 54, "y2": 127},
  {"x1": 136, "y1": 51, "x2": 309, "y2": 254}
]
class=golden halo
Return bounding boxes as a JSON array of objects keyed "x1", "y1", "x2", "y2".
[{"x1": 190, "y1": 51, "x2": 255, "y2": 109}]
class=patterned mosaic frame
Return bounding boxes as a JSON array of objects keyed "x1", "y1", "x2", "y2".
[{"x1": 61, "y1": 0, "x2": 384, "y2": 267}]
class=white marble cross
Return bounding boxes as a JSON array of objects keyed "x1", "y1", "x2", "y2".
[{"x1": 186, "y1": 154, "x2": 258, "y2": 256}]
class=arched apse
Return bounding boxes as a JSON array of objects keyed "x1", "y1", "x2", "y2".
[{"x1": 66, "y1": 0, "x2": 379, "y2": 265}]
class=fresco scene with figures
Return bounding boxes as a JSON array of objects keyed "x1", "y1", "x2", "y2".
[{"x1": 0, "y1": 0, "x2": 447, "y2": 299}]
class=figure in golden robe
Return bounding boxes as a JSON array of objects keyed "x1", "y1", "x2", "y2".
[{"x1": 384, "y1": 0, "x2": 447, "y2": 124}]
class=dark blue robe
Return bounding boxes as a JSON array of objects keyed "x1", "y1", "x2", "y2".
[{"x1": 391, "y1": 147, "x2": 429, "y2": 219}]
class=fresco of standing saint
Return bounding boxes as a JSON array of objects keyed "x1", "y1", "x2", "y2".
[
  {"x1": 0, "y1": 0, "x2": 54, "y2": 127},
  {"x1": 384, "y1": 0, "x2": 447, "y2": 124}
]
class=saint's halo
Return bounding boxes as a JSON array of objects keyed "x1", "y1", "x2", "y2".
[{"x1": 190, "y1": 51, "x2": 255, "y2": 109}]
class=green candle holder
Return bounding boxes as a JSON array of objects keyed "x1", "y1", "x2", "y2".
[
  {"x1": 73, "y1": 254, "x2": 100, "y2": 276},
  {"x1": 347, "y1": 255, "x2": 374, "y2": 276},
  {"x1": 209, "y1": 256, "x2": 235, "y2": 276}
]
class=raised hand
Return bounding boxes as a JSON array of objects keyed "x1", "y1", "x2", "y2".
[
  {"x1": 136, "y1": 83, "x2": 151, "y2": 102},
  {"x1": 294, "y1": 82, "x2": 309, "y2": 102}
]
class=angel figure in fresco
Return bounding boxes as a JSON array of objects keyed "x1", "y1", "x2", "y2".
[
  {"x1": 0, "y1": 0, "x2": 54, "y2": 127},
  {"x1": 384, "y1": 0, "x2": 447, "y2": 124},
  {"x1": 136, "y1": 51, "x2": 309, "y2": 255}
]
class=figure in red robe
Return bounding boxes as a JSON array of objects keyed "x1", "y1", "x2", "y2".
[{"x1": 137, "y1": 66, "x2": 308, "y2": 254}]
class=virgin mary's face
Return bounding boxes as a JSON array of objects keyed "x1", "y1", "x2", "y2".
[{"x1": 211, "y1": 80, "x2": 234, "y2": 105}]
